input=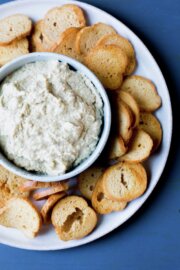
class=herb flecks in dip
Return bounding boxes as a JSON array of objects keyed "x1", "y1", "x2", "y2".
[{"x1": 0, "y1": 61, "x2": 103, "y2": 175}]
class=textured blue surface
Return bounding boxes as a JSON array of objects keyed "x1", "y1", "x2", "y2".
[{"x1": 0, "y1": 0, "x2": 180, "y2": 269}]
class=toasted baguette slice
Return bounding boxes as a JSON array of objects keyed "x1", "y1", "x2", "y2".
[
  {"x1": 117, "y1": 90, "x2": 140, "y2": 127},
  {"x1": 20, "y1": 180, "x2": 64, "y2": 192},
  {"x1": 51, "y1": 27, "x2": 83, "y2": 61},
  {"x1": 105, "y1": 136, "x2": 127, "y2": 160},
  {"x1": 0, "y1": 165, "x2": 29, "y2": 198},
  {"x1": 76, "y1": 23, "x2": 116, "y2": 55},
  {"x1": 92, "y1": 177, "x2": 127, "y2": 214},
  {"x1": 121, "y1": 75, "x2": 161, "y2": 112},
  {"x1": 30, "y1": 20, "x2": 52, "y2": 52},
  {"x1": 120, "y1": 129, "x2": 153, "y2": 162},
  {"x1": 0, "y1": 198, "x2": 42, "y2": 238},
  {"x1": 102, "y1": 161, "x2": 147, "y2": 202},
  {"x1": 0, "y1": 38, "x2": 29, "y2": 67},
  {"x1": 41, "y1": 192, "x2": 66, "y2": 224},
  {"x1": 115, "y1": 100, "x2": 134, "y2": 144},
  {"x1": 138, "y1": 113, "x2": 162, "y2": 151},
  {"x1": 97, "y1": 33, "x2": 136, "y2": 74},
  {"x1": 43, "y1": 4, "x2": 86, "y2": 45},
  {"x1": 51, "y1": 196, "x2": 97, "y2": 241},
  {"x1": 0, "y1": 14, "x2": 32, "y2": 45},
  {"x1": 33, "y1": 182, "x2": 69, "y2": 200},
  {"x1": 84, "y1": 45, "x2": 128, "y2": 89},
  {"x1": 78, "y1": 166, "x2": 105, "y2": 200}
]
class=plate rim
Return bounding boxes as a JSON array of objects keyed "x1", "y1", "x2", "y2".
[{"x1": 0, "y1": 0, "x2": 173, "y2": 251}]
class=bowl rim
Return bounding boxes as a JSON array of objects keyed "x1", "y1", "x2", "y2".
[{"x1": 0, "y1": 52, "x2": 111, "y2": 182}]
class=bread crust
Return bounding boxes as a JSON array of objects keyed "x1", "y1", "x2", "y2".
[
  {"x1": 33, "y1": 182, "x2": 69, "y2": 200},
  {"x1": 97, "y1": 33, "x2": 136, "y2": 75},
  {"x1": 51, "y1": 27, "x2": 83, "y2": 61},
  {"x1": 119, "y1": 129, "x2": 153, "y2": 162},
  {"x1": 75, "y1": 23, "x2": 116, "y2": 55},
  {"x1": 138, "y1": 112, "x2": 162, "y2": 151},
  {"x1": 121, "y1": 75, "x2": 162, "y2": 112},
  {"x1": 51, "y1": 195, "x2": 97, "y2": 241},
  {"x1": 92, "y1": 177, "x2": 127, "y2": 214},
  {"x1": 41, "y1": 192, "x2": 66, "y2": 224},
  {"x1": 42, "y1": 4, "x2": 86, "y2": 45},
  {"x1": 78, "y1": 166, "x2": 105, "y2": 200},
  {"x1": 105, "y1": 135, "x2": 128, "y2": 160},
  {"x1": 117, "y1": 90, "x2": 140, "y2": 128},
  {"x1": 20, "y1": 180, "x2": 65, "y2": 192},
  {"x1": 102, "y1": 161, "x2": 147, "y2": 202},
  {"x1": 30, "y1": 20, "x2": 52, "y2": 52},
  {"x1": 0, "y1": 197, "x2": 42, "y2": 238},
  {"x1": 84, "y1": 44, "x2": 128, "y2": 89},
  {"x1": 0, "y1": 14, "x2": 32, "y2": 46},
  {"x1": 0, "y1": 165, "x2": 30, "y2": 201},
  {"x1": 113, "y1": 99, "x2": 134, "y2": 144},
  {"x1": 0, "y1": 38, "x2": 29, "y2": 67}
]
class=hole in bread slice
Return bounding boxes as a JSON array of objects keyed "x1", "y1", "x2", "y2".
[
  {"x1": 61, "y1": 207, "x2": 83, "y2": 233},
  {"x1": 97, "y1": 192, "x2": 104, "y2": 202}
]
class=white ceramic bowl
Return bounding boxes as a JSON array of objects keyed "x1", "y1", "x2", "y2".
[{"x1": 0, "y1": 53, "x2": 111, "y2": 182}]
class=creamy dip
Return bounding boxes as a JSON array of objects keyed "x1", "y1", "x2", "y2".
[{"x1": 0, "y1": 61, "x2": 103, "y2": 175}]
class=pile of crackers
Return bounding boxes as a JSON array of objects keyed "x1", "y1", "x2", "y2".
[
  {"x1": 0, "y1": 3, "x2": 135, "y2": 89},
  {"x1": 0, "y1": 4, "x2": 162, "y2": 241}
]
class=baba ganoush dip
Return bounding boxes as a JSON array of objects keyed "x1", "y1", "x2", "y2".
[{"x1": 0, "y1": 60, "x2": 103, "y2": 175}]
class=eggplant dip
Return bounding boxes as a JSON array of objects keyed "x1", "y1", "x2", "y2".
[{"x1": 0, "y1": 61, "x2": 103, "y2": 175}]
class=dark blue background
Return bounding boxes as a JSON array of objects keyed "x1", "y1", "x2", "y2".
[{"x1": 0, "y1": 0, "x2": 180, "y2": 269}]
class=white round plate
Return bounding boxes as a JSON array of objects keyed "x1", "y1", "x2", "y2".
[{"x1": 0, "y1": 0, "x2": 172, "y2": 250}]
